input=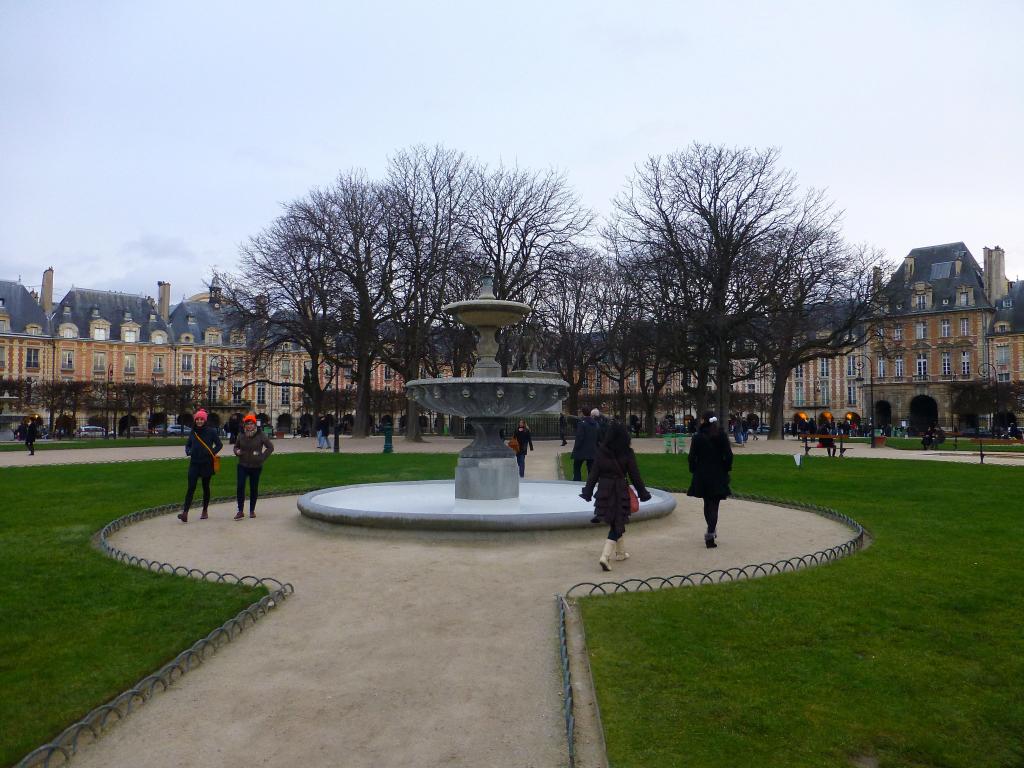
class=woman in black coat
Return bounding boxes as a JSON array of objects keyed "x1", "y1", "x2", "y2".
[
  {"x1": 177, "y1": 409, "x2": 223, "y2": 523},
  {"x1": 687, "y1": 412, "x2": 733, "y2": 548},
  {"x1": 581, "y1": 422, "x2": 652, "y2": 571}
]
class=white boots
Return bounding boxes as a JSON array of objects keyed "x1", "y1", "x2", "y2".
[
  {"x1": 599, "y1": 539, "x2": 615, "y2": 571},
  {"x1": 614, "y1": 538, "x2": 630, "y2": 561},
  {"x1": 599, "y1": 538, "x2": 630, "y2": 571}
]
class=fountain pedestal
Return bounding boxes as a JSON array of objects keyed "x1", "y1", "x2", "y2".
[{"x1": 455, "y1": 417, "x2": 519, "y2": 500}]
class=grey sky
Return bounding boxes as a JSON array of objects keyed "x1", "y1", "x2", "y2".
[{"x1": 2, "y1": 1, "x2": 1022, "y2": 303}]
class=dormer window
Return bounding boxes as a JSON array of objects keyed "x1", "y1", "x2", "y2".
[
  {"x1": 896, "y1": 303, "x2": 903, "y2": 310},
  {"x1": 26, "y1": 325, "x2": 42, "y2": 336},
  {"x1": 93, "y1": 327, "x2": 107, "y2": 341},
  {"x1": 152, "y1": 332, "x2": 167, "y2": 345},
  {"x1": 942, "y1": 298, "x2": 949, "y2": 305},
  {"x1": 91, "y1": 308, "x2": 100, "y2": 318},
  {"x1": 1004, "y1": 298, "x2": 1014, "y2": 309},
  {"x1": 123, "y1": 329, "x2": 137, "y2": 343},
  {"x1": 915, "y1": 294, "x2": 926, "y2": 310},
  {"x1": 123, "y1": 311, "x2": 132, "y2": 321},
  {"x1": 62, "y1": 306, "x2": 71, "y2": 315},
  {"x1": 0, "y1": 298, "x2": 5, "y2": 308},
  {"x1": 960, "y1": 291, "x2": 970, "y2": 306},
  {"x1": 187, "y1": 314, "x2": 196, "y2": 325},
  {"x1": 149, "y1": 312, "x2": 157, "y2": 321}
]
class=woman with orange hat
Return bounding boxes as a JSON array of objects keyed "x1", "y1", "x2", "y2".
[
  {"x1": 177, "y1": 409, "x2": 223, "y2": 523},
  {"x1": 232, "y1": 413, "x2": 274, "y2": 520}
]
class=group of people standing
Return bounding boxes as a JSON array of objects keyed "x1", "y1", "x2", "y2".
[
  {"x1": 176, "y1": 409, "x2": 274, "y2": 523},
  {"x1": 575, "y1": 409, "x2": 733, "y2": 571}
]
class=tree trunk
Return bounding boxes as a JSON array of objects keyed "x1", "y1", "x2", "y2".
[
  {"x1": 405, "y1": 397, "x2": 423, "y2": 442},
  {"x1": 352, "y1": 354, "x2": 372, "y2": 438},
  {"x1": 716, "y1": 356, "x2": 731, "y2": 424},
  {"x1": 768, "y1": 364, "x2": 790, "y2": 440}
]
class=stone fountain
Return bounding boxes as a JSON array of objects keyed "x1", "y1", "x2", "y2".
[
  {"x1": 405, "y1": 279, "x2": 568, "y2": 501},
  {"x1": 297, "y1": 279, "x2": 676, "y2": 531}
]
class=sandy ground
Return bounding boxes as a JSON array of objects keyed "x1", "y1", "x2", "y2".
[{"x1": 49, "y1": 437, "x2": 859, "y2": 768}]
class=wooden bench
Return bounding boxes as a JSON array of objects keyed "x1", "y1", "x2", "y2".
[{"x1": 801, "y1": 434, "x2": 854, "y2": 457}]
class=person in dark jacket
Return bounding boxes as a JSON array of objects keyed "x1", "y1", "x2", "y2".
[
  {"x1": 687, "y1": 412, "x2": 733, "y2": 548},
  {"x1": 559, "y1": 412, "x2": 567, "y2": 446},
  {"x1": 177, "y1": 409, "x2": 223, "y2": 523},
  {"x1": 571, "y1": 409, "x2": 599, "y2": 481},
  {"x1": 580, "y1": 422, "x2": 652, "y2": 571},
  {"x1": 514, "y1": 419, "x2": 534, "y2": 478},
  {"x1": 25, "y1": 418, "x2": 38, "y2": 455},
  {"x1": 233, "y1": 413, "x2": 275, "y2": 520}
]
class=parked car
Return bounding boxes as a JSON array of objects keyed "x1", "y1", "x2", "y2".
[
  {"x1": 164, "y1": 424, "x2": 190, "y2": 435},
  {"x1": 128, "y1": 426, "x2": 151, "y2": 437},
  {"x1": 76, "y1": 426, "x2": 106, "y2": 438}
]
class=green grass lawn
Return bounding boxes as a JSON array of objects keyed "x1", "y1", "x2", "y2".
[
  {"x1": 0, "y1": 436, "x2": 188, "y2": 452},
  {"x1": 0, "y1": 452, "x2": 456, "y2": 766},
  {"x1": 577, "y1": 455, "x2": 1024, "y2": 768}
]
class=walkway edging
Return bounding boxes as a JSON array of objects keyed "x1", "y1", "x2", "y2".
[{"x1": 16, "y1": 495, "x2": 297, "y2": 768}]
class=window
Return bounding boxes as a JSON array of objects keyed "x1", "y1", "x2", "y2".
[
  {"x1": 92, "y1": 327, "x2": 108, "y2": 341},
  {"x1": 960, "y1": 317, "x2": 969, "y2": 336},
  {"x1": 996, "y1": 345, "x2": 1010, "y2": 365},
  {"x1": 61, "y1": 350, "x2": 74, "y2": 370},
  {"x1": 997, "y1": 372, "x2": 1011, "y2": 383},
  {"x1": 916, "y1": 353, "x2": 928, "y2": 377},
  {"x1": 960, "y1": 291, "x2": 969, "y2": 306},
  {"x1": 256, "y1": 382, "x2": 266, "y2": 405},
  {"x1": 27, "y1": 325, "x2": 43, "y2": 336},
  {"x1": 281, "y1": 360, "x2": 291, "y2": 378},
  {"x1": 877, "y1": 357, "x2": 886, "y2": 377},
  {"x1": 875, "y1": 327, "x2": 884, "y2": 340},
  {"x1": 819, "y1": 359, "x2": 829, "y2": 378},
  {"x1": 794, "y1": 381, "x2": 805, "y2": 406},
  {"x1": 846, "y1": 356, "x2": 857, "y2": 377},
  {"x1": 847, "y1": 384, "x2": 857, "y2": 405},
  {"x1": 895, "y1": 357, "x2": 904, "y2": 378},
  {"x1": 206, "y1": 331, "x2": 221, "y2": 345},
  {"x1": 124, "y1": 353, "x2": 136, "y2": 374},
  {"x1": 595, "y1": 370, "x2": 602, "y2": 391},
  {"x1": 794, "y1": 364, "x2": 804, "y2": 380},
  {"x1": 123, "y1": 329, "x2": 137, "y2": 343},
  {"x1": 581, "y1": 374, "x2": 589, "y2": 389},
  {"x1": 915, "y1": 294, "x2": 926, "y2": 309},
  {"x1": 383, "y1": 365, "x2": 393, "y2": 381},
  {"x1": 152, "y1": 332, "x2": 166, "y2": 345},
  {"x1": 280, "y1": 386, "x2": 290, "y2": 406},
  {"x1": 181, "y1": 378, "x2": 192, "y2": 387},
  {"x1": 93, "y1": 352, "x2": 107, "y2": 372},
  {"x1": 893, "y1": 326, "x2": 903, "y2": 341},
  {"x1": 61, "y1": 326, "x2": 76, "y2": 338},
  {"x1": 941, "y1": 352, "x2": 951, "y2": 376},
  {"x1": 181, "y1": 353, "x2": 194, "y2": 372},
  {"x1": 0, "y1": 319, "x2": 9, "y2": 332},
  {"x1": 629, "y1": 372, "x2": 638, "y2": 389},
  {"x1": 961, "y1": 352, "x2": 971, "y2": 376},
  {"x1": 915, "y1": 322, "x2": 927, "y2": 340},
  {"x1": 819, "y1": 381, "x2": 830, "y2": 405},
  {"x1": 940, "y1": 319, "x2": 950, "y2": 338},
  {"x1": 153, "y1": 355, "x2": 164, "y2": 373},
  {"x1": 26, "y1": 348, "x2": 40, "y2": 369},
  {"x1": 232, "y1": 383, "x2": 243, "y2": 405}
]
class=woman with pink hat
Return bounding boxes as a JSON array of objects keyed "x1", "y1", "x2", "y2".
[{"x1": 177, "y1": 409, "x2": 223, "y2": 523}]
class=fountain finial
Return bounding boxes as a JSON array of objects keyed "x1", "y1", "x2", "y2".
[{"x1": 479, "y1": 277, "x2": 495, "y2": 299}]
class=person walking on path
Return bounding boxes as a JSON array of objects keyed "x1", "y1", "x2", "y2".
[
  {"x1": 580, "y1": 422, "x2": 652, "y2": 571},
  {"x1": 571, "y1": 409, "x2": 598, "y2": 481},
  {"x1": 514, "y1": 419, "x2": 534, "y2": 478},
  {"x1": 25, "y1": 418, "x2": 38, "y2": 455},
  {"x1": 687, "y1": 412, "x2": 733, "y2": 548},
  {"x1": 233, "y1": 413, "x2": 274, "y2": 520},
  {"x1": 177, "y1": 409, "x2": 223, "y2": 523},
  {"x1": 559, "y1": 412, "x2": 568, "y2": 446},
  {"x1": 316, "y1": 415, "x2": 330, "y2": 449}
]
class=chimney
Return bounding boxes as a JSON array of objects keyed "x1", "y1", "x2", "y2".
[
  {"x1": 983, "y1": 246, "x2": 1008, "y2": 303},
  {"x1": 903, "y1": 255, "x2": 914, "y2": 281},
  {"x1": 41, "y1": 267, "x2": 54, "y2": 313},
  {"x1": 157, "y1": 281, "x2": 171, "y2": 323},
  {"x1": 872, "y1": 266, "x2": 882, "y2": 294}
]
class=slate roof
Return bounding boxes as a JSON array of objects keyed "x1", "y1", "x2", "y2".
[
  {"x1": 169, "y1": 299, "x2": 237, "y2": 344},
  {"x1": 991, "y1": 280, "x2": 1024, "y2": 334},
  {"x1": 0, "y1": 280, "x2": 50, "y2": 333},
  {"x1": 56, "y1": 288, "x2": 171, "y2": 342},
  {"x1": 882, "y1": 242, "x2": 990, "y2": 314}
]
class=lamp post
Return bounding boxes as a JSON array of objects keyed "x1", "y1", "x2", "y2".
[
  {"x1": 106, "y1": 364, "x2": 113, "y2": 438},
  {"x1": 333, "y1": 350, "x2": 341, "y2": 454},
  {"x1": 947, "y1": 371, "x2": 959, "y2": 449},
  {"x1": 850, "y1": 353, "x2": 876, "y2": 448},
  {"x1": 979, "y1": 362, "x2": 999, "y2": 435}
]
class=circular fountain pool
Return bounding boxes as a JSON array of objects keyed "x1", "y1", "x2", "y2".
[{"x1": 298, "y1": 480, "x2": 677, "y2": 531}]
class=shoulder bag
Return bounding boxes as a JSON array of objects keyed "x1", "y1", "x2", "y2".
[{"x1": 193, "y1": 431, "x2": 221, "y2": 474}]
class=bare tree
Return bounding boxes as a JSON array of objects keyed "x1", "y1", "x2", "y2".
[
  {"x1": 379, "y1": 144, "x2": 475, "y2": 442},
  {"x1": 613, "y1": 143, "x2": 806, "y2": 422}
]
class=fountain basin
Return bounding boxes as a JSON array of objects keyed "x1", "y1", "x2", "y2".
[
  {"x1": 405, "y1": 376, "x2": 569, "y2": 418},
  {"x1": 298, "y1": 480, "x2": 677, "y2": 531}
]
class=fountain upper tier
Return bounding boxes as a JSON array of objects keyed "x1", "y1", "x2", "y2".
[{"x1": 439, "y1": 279, "x2": 532, "y2": 379}]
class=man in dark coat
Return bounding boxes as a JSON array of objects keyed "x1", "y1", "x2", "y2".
[
  {"x1": 25, "y1": 419, "x2": 38, "y2": 455},
  {"x1": 687, "y1": 413, "x2": 733, "y2": 548},
  {"x1": 571, "y1": 409, "x2": 598, "y2": 481},
  {"x1": 558, "y1": 413, "x2": 567, "y2": 446}
]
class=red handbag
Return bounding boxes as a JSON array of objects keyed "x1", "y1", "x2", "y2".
[{"x1": 628, "y1": 485, "x2": 640, "y2": 514}]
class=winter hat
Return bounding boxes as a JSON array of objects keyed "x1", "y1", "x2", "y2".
[
  {"x1": 243, "y1": 413, "x2": 257, "y2": 424},
  {"x1": 194, "y1": 409, "x2": 209, "y2": 421}
]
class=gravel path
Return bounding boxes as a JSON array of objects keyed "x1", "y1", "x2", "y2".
[{"x1": 64, "y1": 441, "x2": 856, "y2": 768}]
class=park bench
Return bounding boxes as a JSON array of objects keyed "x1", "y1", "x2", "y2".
[{"x1": 801, "y1": 433, "x2": 854, "y2": 457}]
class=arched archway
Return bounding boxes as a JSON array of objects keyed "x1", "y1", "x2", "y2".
[
  {"x1": 875, "y1": 400, "x2": 892, "y2": 427},
  {"x1": 910, "y1": 395, "x2": 939, "y2": 433}
]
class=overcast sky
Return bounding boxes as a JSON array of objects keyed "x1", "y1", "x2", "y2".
[{"x1": 2, "y1": 1, "x2": 1022, "y2": 303}]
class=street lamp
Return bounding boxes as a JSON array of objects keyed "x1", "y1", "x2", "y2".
[
  {"x1": 105, "y1": 364, "x2": 113, "y2": 439},
  {"x1": 979, "y1": 362, "x2": 1000, "y2": 435},
  {"x1": 850, "y1": 353, "x2": 876, "y2": 448},
  {"x1": 333, "y1": 344, "x2": 342, "y2": 454}
]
